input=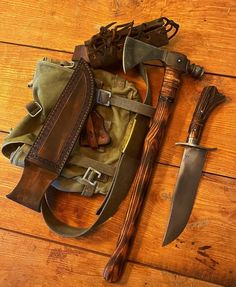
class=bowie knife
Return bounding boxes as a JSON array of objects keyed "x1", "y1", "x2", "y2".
[{"x1": 162, "y1": 86, "x2": 225, "y2": 246}]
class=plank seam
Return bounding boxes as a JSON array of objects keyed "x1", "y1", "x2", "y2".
[
  {"x1": 1, "y1": 41, "x2": 236, "y2": 79},
  {"x1": 0, "y1": 130, "x2": 8, "y2": 134},
  {"x1": 0, "y1": 130, "x2": 234, "y2": 180},
  {"x1": 146, "y1": 63, "x2": 236, "y2": 79},
  {"x1": 157, "y1": 161, "x2": 236, "y2": 181},
  {"x1": 0, "y1": 226, "x2": 223, "y2": 286},
  {"x1": 0, "y1": 41, "x2": 73, "y2": 55}
]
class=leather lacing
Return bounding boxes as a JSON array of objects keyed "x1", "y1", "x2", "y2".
[
  {"x1": 89, "y1": 21, "x2": 134, "y2": 56},
  {"x1": 162, "y1": 17, "x2": 179, "y2": 40},
  {"x1": 88, "y1": 17, "x2": 179, "y2": 56}
]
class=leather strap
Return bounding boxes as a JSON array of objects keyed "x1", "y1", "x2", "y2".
[
  {"x1": 70, "y1": 156, "x2": 115, "y2": 177},
  {"x1": 96, "y1": 89, "x2": 155, "y2": 117},
  {"x1": 41, "y1": 152, "x2": 143, "y2": 237},
  {"x1": 7, "y1": 58, "x2": 95, "y2": 211},
  {"x1": 41, "y1": 64, "x2": 152, "y2": 236}
]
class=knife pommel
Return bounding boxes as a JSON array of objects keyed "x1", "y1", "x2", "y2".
[{"x1": 187, "y1": 86, "x2": 226, "y2": 145}]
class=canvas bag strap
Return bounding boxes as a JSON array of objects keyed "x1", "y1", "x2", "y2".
[{"x1": 41, "y1": 64, "x2": 153, "y2": 237}]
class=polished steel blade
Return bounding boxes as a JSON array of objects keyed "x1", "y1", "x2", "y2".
[
  {"x1": 162, "y1": 147, "x2": 208, "y2": 246},
  {"x1": 122, "y1": 37, "x2": 165, "y2": 73},
  {"x1": 122, "y1": 37, "x2": 190, "y2": 74}
]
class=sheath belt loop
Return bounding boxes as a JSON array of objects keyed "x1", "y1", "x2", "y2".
[
  {"x1": 96, "y1": 88, "x2": 155, "y2": 117},
  {"x1": 26, "y1": 101, "x2": 43, "y2": 117}
]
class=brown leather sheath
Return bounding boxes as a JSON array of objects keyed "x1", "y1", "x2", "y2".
[{"x1": 7, "y1": 58, "x2": 95, "y2": 212}]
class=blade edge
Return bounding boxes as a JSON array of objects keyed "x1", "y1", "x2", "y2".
[{"x1": 162, "y1": 147, "x2": 208, "y2": 246}]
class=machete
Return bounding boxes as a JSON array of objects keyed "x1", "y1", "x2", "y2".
[{"x1": 162, "y1": 86, "x2": 225, "y2": 246}]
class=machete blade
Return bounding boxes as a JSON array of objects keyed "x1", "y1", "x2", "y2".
[{"x1": 162, "y1": 146, "x2": 208, "y2": 246}]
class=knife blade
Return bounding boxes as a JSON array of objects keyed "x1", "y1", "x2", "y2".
[{"x1": 162, "y1": 86, "x2": 225, "y2": 246}]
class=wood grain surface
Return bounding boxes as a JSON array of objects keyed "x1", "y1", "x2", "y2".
[
  {"x1": 1, "y1": 0, "x2": 236, "y2": 75},
  {"x1": 0, "y1": 229, "x2": 222, "y2": 287},
  {"x1": 0, "y1": 0, "x2": 236, "y2": 286},
  {"x1": 0, "y1": 135, "x2": 235, "y2": 286}
]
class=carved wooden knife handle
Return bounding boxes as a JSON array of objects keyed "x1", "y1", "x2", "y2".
[
  {"x1": 187, "y1": 86, "x2": 226, "y2": 145},
  {"x1": 103, "y1": 67, "x2": 181, "y2": 282}
]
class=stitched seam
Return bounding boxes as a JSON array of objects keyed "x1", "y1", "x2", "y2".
[{"x1": 27, "y1": 59, "x2": 95, "y2": 174}]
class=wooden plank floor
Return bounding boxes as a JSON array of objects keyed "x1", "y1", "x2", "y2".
[{"x1": 0, "y1": 1, "x2": 235, "y2": 286}]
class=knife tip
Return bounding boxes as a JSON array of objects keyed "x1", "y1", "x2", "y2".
[
  {"x1": 162, "y1": 241, "x2": 168, "y2": 247},
  {"x1": 162, "y1": 229, "x2": 180, "y2": 247},
  {"x1": 162, "y1": 236, "x2": 171, "y2": 247}
]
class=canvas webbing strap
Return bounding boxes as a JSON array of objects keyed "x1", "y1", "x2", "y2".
[
  {"x1": 7, "y1": 58, "x2": 95, "y2": 212},
  {"x1": 96, "y1": 89, "x2": 155, "y2": 117},
  {"x1": 41, "y1": 64, "x2": 152, "y2": 236}
]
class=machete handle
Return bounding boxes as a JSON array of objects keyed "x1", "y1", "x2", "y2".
[
  {"x1": 187, "y1": 86, "x2": 226, "y2": 145},
  {"x1": 103, "y1": 67, "x2": 181, "y2": 283}
]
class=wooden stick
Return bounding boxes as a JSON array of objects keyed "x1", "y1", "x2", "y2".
[{"x1": 103, "y1": 67, "x2": 181, "y2": 282}]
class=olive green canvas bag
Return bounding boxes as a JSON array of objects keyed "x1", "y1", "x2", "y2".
[{"x1": 2, "y1": 57, "x2": 154, "y2": 237}]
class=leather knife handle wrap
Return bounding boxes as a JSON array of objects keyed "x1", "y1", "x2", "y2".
[
  {"x1": 103, "y1": 67, "x2": 181, "y2": 283},
  {"x1": 187, "y1": 86, "x2": 225, "y2": 145}
]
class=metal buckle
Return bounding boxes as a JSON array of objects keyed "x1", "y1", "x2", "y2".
[
  {"x1": 61, "y1": 61, "x2": 75, "y2": 69},
  {"x1": 96, "y1": 89, "x2": 112, "y2": 107},
  {"x1": 26, "y1": 101, "x2": 43, "y2": 117},
  {"x1": 82, "y1": 167, "x2": 101, "y2": 186}
]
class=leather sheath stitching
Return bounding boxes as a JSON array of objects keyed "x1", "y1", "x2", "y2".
[{"x1": 27, "y1": 58, "x2": 95, "y2": 174}]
